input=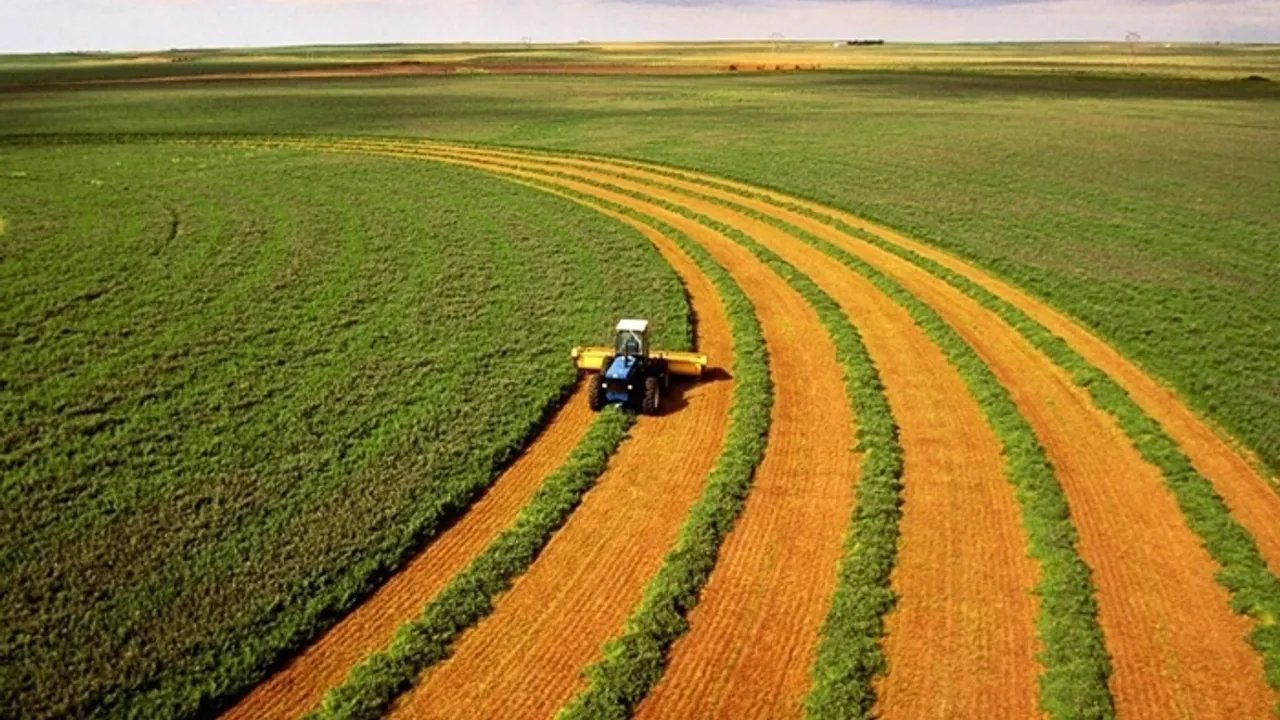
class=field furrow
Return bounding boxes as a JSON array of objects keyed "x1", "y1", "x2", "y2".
[
  {"x1": 378, "y1": 196, "x2": 735, "y2": 720},
  {"x1": 221, "y1": 387, "x2": 594, "y2": 720}
]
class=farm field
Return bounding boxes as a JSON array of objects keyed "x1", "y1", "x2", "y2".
[{"x1": 1, "y1": 42, "x2": 1279, "y2": 720}]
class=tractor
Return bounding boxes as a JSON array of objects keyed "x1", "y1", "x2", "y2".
[{"x1": 571, "y1": 319, "x2": 707, "y2": 415}]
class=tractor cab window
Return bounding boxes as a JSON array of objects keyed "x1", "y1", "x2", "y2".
[{"x1": 616, "y1": 330, "x2": 646, "y2": 357}]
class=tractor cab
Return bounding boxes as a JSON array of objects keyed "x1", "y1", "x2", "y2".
[
  {"x1": 570, "y1": 318, "x2": 708, "y2": 416},
  {"x1": 613, "y1": 318, "x2": 650, "y2": 358}
]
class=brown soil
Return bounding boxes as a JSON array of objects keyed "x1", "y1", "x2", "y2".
[
  {"x1": 341, "y1": 174, "x2": 737, "y2": 719},
  {"x1": 221, "y1": 387, "x2": 594, "y2": 719}
]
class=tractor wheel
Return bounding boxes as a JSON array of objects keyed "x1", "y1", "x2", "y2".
[
  {"x1": 587, "y1": 374, "x2": 605, "y2": 412},
  {"x1": 642, "y1": 376, "x2": 661, "y2": 415}
]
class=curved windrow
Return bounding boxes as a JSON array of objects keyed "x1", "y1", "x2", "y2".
[
  {"x1": 316, "y1": 139, "x2": 1279, "y2": 719},
  {"x1": 0, "y1": 141, "x2": 692, "y2": 719}
]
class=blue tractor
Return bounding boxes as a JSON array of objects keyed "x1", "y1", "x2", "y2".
[{"x1": 570, "y1": 319, "x2": 707, "y2": 415}]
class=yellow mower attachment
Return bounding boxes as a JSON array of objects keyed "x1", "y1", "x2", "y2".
[
  {"x1": 571, "y1": 346, "x2": 707, "y2": 377},
  {"x1": 571, "y1": 319, "x2": 708, "y2": 414}
]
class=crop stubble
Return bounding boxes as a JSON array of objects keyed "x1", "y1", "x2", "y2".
[
  {"x1": 222, "y1": 388, "x2": 594, "y2": 719},
  {"x1": 653, "y1": 167, "x2": 1280, "y2": 579},
  {"x1": 507, "y1": 150, "x2": 1275, "y2": 717},
  {"x1": 237, "y1": 139, "x2": 1277, "y2": 718},
  {"x1": 372, "y1": 182, "x2": 736, "y2": 719},
  {"x1": 412, "y1": 145, "x2": 1043, "y2": 718}
]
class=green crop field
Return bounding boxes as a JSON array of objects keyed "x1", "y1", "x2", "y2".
[
  {"x1": 0, "y1": 142, "x2": 689, "y2": 717},
  {"x1": 4, "y1": 45, "x2": 1277, "y2": 472},
  {"x1": 2, "y1": 41, "x2": 1278, "y2": 719}
]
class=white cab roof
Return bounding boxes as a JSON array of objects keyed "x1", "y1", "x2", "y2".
[{"x1": 616, "y1": 318, "x2": 649, "y2": 333}]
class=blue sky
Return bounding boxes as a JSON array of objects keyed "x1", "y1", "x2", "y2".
[{"x1": 2, "y1": 0, "x2": 1277, "y2": 53}]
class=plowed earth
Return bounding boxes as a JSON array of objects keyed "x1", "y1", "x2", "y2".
[{"x1": 230, "y1": 138, "x2": 1279, "y2": 719}]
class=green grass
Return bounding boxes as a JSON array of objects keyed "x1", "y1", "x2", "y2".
[
  {"x1": 1, "y1": 64, "x2": 1275, "y2": 473},
  {"x1": 0, "y1": 142, "x2": 690, "y2": 718},
  {"x1": 3, "y1": 45, "x2": 1279, "y2": 719},
  {"x1": 309, "y1": 405, "x2": 634, "y2": 720}
]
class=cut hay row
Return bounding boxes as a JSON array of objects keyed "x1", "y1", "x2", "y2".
[
  {"x1": 377, "y1": 181, "x2": 739, "y2": 719},
  {"x1": 220, "y1": 136, "x2": 744, "y2": 720},
  {"x1": 302, "y1": 406, "x2": 634, "y2": 720},
  {"x1": 209, "y1": 137, "x2": 1279, "y2": 719},
  {"x1": 405, "y1": 144, "x2": 1065, "y2": 717},
  {"x1": 590, "y1": 150, "x2": 1280, "y2": 576},
  {"x1": 224, "y1": 387, "x2": 596, "y2": 719},
  {"x1": 304, "y1": 141, "x2": 778, "y2": 719},
  {"x1": 334, "y1": 144, "x2": 847, "y2": 719},
  {"x1": 437, "y1": 142, "x2": 1279, "y2": 716},
  {"x1": 379, "y1": 140, "x2": 1273, "y2": 717},
  {"x1": 576, "y1": 153, "x2": 1280, "y2": 708}
]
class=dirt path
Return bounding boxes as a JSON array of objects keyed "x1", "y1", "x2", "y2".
[
  {"x1": 414, "y1": 145, "x2": 1041, "y2": 719},
  {"x1": 603, "y1": 157, "x2": 1280, "y2": 578},
  {"x1": 370, "y1": 184, "x2": 737, "y2": 720},
  {"x1": 221, "y1": 388, "x2": 594, "y2": 719}
]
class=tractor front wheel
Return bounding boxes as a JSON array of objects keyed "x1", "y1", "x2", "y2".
[
  {"x1": 642, "y1": 376, "x2": 661, "y2": 415},
  {"x1": 587, "y1": 374, "x2": 605, "y2": 412}
]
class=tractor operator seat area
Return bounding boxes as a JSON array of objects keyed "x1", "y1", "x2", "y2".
[
  {"x1": 617, "y1": 331, "x2": 645, "y2": 357},
  {"x1": 614, "y1": 318, "x2": 650, "y2": 357}
]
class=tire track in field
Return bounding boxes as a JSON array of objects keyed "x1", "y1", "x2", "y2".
[
  {"x1": 359, "y1": 177, "x2": 740, "y2": 720},
  {"x1": 406, "y1": 144, "x2": 1041, "y2": 719},
  {"x1": 488, "y1": 150, "x2": 1272, "y2": 719},
  {"x1": 367, "y1": 146, "x2": 861, "y2": 719},
  {"x1": 221, "y1": 387, "x2": 594, "y2": 720}
]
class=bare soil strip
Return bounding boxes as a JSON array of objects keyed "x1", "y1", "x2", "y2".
[
  {"x1": 414, "y1": 145, "x2": 1043, "y2": 719},
  {"x1": 358, "y1": 176, "x2": 738, "y2": 719},
  {"x1": 582, "y1": 155, "x2": 1280, "y2": 577},
  {"x1": 221, "y1": 388, "x2": 593, "y2": 720}
]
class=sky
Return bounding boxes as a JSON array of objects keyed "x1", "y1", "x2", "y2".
[{"x1": 2, "y1": 0, "x2": 1277, "y2": 54}]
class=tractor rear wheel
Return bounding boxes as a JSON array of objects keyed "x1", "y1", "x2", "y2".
[
  {"x1": 587, "y1": 374, "x2": 605, "y2": 411},
  {"x1": 642, "y1": 376, "x2": 661, "y2": 415}
]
